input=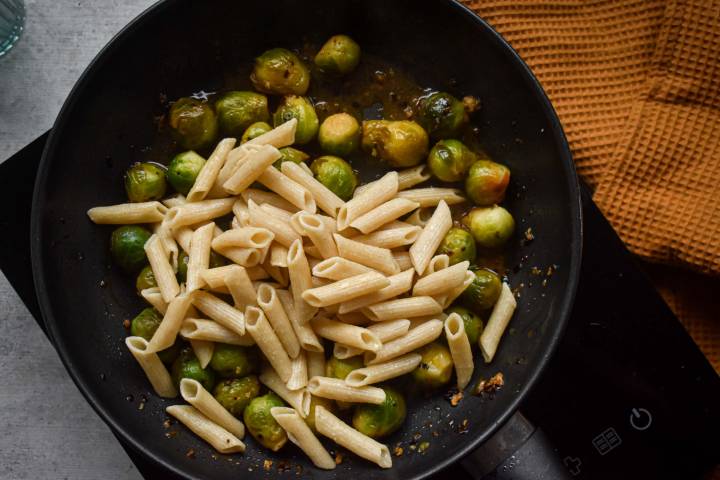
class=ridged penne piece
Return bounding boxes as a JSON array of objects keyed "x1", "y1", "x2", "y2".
[
  {"x1": 311, "y1": 256, "x2": 376, "y2": 281},
  {"x1": 257, "y1": 164, "x2": 317, "y2": 213},
  {"x1": 144, "y1": 234, "x2": 180, "y2": 303},
  {"x1": 190, "y1": 339, "x2": 214, "y2": 368},
  {"x1": 353, "y1": 226, "x2": 422, "y2": 249},
  {"x1": 259, "y1": 366, "x2": 311, "y2": 417},
  {"x1": 87, "y1": 201, "x2": 168, "y2": 224},
  {"x1": 222, "y1": 265, "x2": 257, "y2": 308},
  {"x1": 287, "y1": 240, "x2": 318, "y2": 323},
  {"x1": 166, "y1": 405, "x2": 245, "y2": 453},
  {"x1": 392, "y1": 251, "x2": 413, "y2": 271},
  {"x1": 315, "y1": 406, "x2": 392, "y2": 468},
  {"x1": 153, "y1": 218, "x2": 179, "y2": 271},
  {"x1": 445, "y1": 313, "x2": 474, "y2": 390},
  {"x1": 211, "y1": 227, "x2": 274, "y2": 250},
  {"x1": 344, "y1": 353, "x2": 422, "y2": 387},
  {"x1": 338, "y1": 269, "x2": 414, "y2": 314},
  {"x1": 192, "y1": 291, "x2": 245, "y2": 336},
  {"x1": 180, "y1": 318, "x2": 254, "y2": 346},
  {"x1": 365, "y1": 319, "x2": 444, "y2": 365},
  {"x1": 241, "y1": 188, "x2": 299, "y2": 213},
  {"x1": 245, "y1": 307, "x2": 293, "y2": 382},
  {"x1": 405, "y1": 207, "x2": 434, "y2": 227},
  {"x1": 354, "y1": 165, "x2": 430, "y2": 197},
  {"x1": 363, "y1": 296, "x2": 442, "y2": 322},
  {"x1": 396, "y1": 187, "x2": 466, "y2": 207},
  {"x1": 186, "y1": 223, "x2": 215, "y2": 292},
  {"x1": 147, "y1": 292, "x2": 194, "y2": 352},
  {"x1": 187, "y1": 138, "x2": 236, "y2": 202},
  {"x1": 141, "y1": 287, "x2": 168, "y2": 314},
  {"x1": 161, "y1": 194, "x2": 186, "y2": 208},
  {"x1": 257, "y1": 283, "x2": 301, "y2": 359},
  {"x1": 423, "y1": 254, "x2": 450, "y2": 276},
  {"x1": 276, "y1": 289, "x2": 324, "y2": 353},
  {"x1": 479, "y1": 283, "x2": 517, "y2": 363},
  {"x1": 180, "y1": 378, "x2": 245, "y2": 438},
  {"x1": 125, "y1": 337, "x2": 177, "y2": 398},
  {"x1": 270, "y1": 243, "x2": 289, "y2": 267},
  {"x1": 333, "y1": 319, "x2": 411, "y2": 359},
  {"x1": 296, "y1": 213, "x2": 338, "y2": 259},
  {"x1": 302, "y1": 271, "x2": 390, "y2": 308},
  {"x1": 212, "y1": 245, "x2": 262, "y2": 267},
  {"x1": 222, "y1": 144, "x2": 282, "y2": 195},
  {"x1": 248, "y1": 200, "x2": 301, "y2": 248},
  {"x1": 271, "y1": 407, "x2": 335, "y2": 469},
  {"x1": 306, "y1": 350, "x2": 326, "y2": 378},
  {"x1": 308, "y1": 377, "x2": 386, "y2": 404},
  {"x1": 311, "y1": 317, "x2": 382, "y2": 352},
  {"x1": 337, "y1": 171, "x2": 398, "y2": 230},
  {"x1": 261, "y1": 203, "x2": 294, "y2": 224},
  {"x1": 413, "y1": 261, "x2": 469, "y2": 297},
  {"x1": 287, "y1": 351, "x2": 308, "y2": 391},
  {"x1": 409, "y1": 200, "x2": 452, "y2": 274},
  {"x1": 435, "y1": 270, "x2": 474, "y2": 309},
  {"x1": 350, "y1": 198, "x2": 419, "y2": 234},
  {"x1": 166, "y1": 198, "x2": 235, "y2": 229},
  {"x1": 333, "y1": 234, "x2": 400, "y2": 276},
  {"x1": 281, "y1": 161, "x2": 344, "y2": 218}
]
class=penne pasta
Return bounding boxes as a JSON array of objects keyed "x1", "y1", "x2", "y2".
[
  {"x1": 397, "y1": 187, "x2": 466, "y2": 207},
  {"x1": 302, "y1": 271, "x2": 390, "y2": 308},
  {"x1": 222, "y1": 144, "x2": 282, "y2": 195},
  {"x1": 257, "y1": 164, "x2": 316, "y2": 213},
  {"x1": 281, "y1": 161, "x2": 344, "y2": 218},
  {"x1": 166, "y1": 405, "x2": 245, "y2": 454},
  {"x1": 337, "y1": 171, "x2": 399, "y2": 230},
  {"x1": 245, "y1": 306, "x2": 293, "y2": 382},
  {"x1": 241, "y1": 188, "x2": 298, "y2": 213},
  {"x1": 223, "y1": 265, "x2": 257, "y2": 308},
  {"x1": 306, "y1": 350, "x2": 326, "y2": 379},
  {"x1": 307, "y1": 377, "x2": 386, "y2": 404},
  {"x1": 211, "y1": 227, "x2": 274, "y2": 250},
  {"x1": 248, "y1": 200, "x2": 301, "y2": 248},
  {"x1": 180, "y1": 378, "x2": 245, "y2": 439},
  {"x1": 276, "y1": 288, "x2": 324, "y2": 353},
  {"x1": 259, "y1": 367, "x2": 311, "y2": 417},
  {"x1": 257, "y1": 283, "x2": 301, "y2": 359},
  {"x1": 271, "y1": 407, "x2": 335, "y2": 469},
  {"x1": 287, "y1": 351, "x2": 308, "y2": 391},
  {"x1": 270, "y1": 243, "x2": 289, "y2": 267},
  {"x1": 365, "y1": 319, "x2": 444, "y2": 365},
  {"x1": 413, "y1": 261, "x2": 470, "y2": 296},
  {"x1": 444, "y1": 313, "x2": 474, "y2": 390},
  {"x1": 212, "y1": 245, "x2": 261, "y2": 267},
  {"x1": 190, "y1": 339, "x2": 215, "y2": 368},
  {"x1": 200, "y1": 264, "x2": 264, "y2": 290},
  {"x1": 186, "y1": 223, "x2": 215, "y2": 292},
  {"x1": 436, "y1": 270, "x2": 474, "y2": 309},
  {"x1": 424, "y1": 254, "x2": 450, "y2": 276},
  {"x1": 141, "y1": 287, "x2": 168, "y2": 314},
  {"x1": 405, "y1": 207, "x2": 434, "y2": 227},
  {"x1": 154, "y1": 218, "x2": 179, "y2": 271},
  {"x1": 479, "y1": 283, "x2": 517, "y2": 363},
  {"x1": 409, "y1": 200, "x2": 452, "y2": 274},
  {"x1": 354, "y1": 165, "x2": 431, "y2": 198},
  {"x1": 125, "y1": 337, "x2": 177, "y2": 398},
  {"x1": 161, "y1": 194, "x2": 187, "y2": 208},
  {"x1": 187, "y1": 138, "x2": 237, "y2": 202},
  {"x1": 192, "y1": 291, "x2": 245, "y2": 336},
  {"x1": 286, "y1": 240, "x2": 318, "y2": 324},
  {"x1": 353, "y1": 226, "x2": 422, "y2": 249},
  {"x1": 312, "y1": 256, "x2": 377, "y2": 281},
  {"x1": 392, "y1": 251, "x2": 413, "y2": 271},
  {"x1": 350, "y1": 198, "x2": 419, "y2": 234},
  {"x1": 315, "y1": 406, "x2": 392, "y2": 468},
  {"x1": 173, "y1": 225, "x2": 194, "y2": 253},
  {"x1": 344, "y1": 353, "x2": 422, "y2": 387},
  {"x1": 180, "y1": 318, "x2": 254, "y2": 346},
  {"x1": 311, "y1": 317, "x2": 382, "y2": 352},
  {"x1": 338, "y1": 269, "x2": 414, "y2": 314},
  {"x1": 333, "y1": 234, "x2": 400, "y2": 276},
  {"x1": 244, "y1": 118, "x2": 297, "y2": 148},
  {"x1": 333, "y1": 319, "x2": 411, "y2": 359},
  {"x1": 296, "y1": 213, "x2": 337, "y2": 259},
  {"x1": 363, "y1": 296, "x2": 442, "y2": 322},
  {"x1": 166, "y1": 198, "x2": 235, "y2": 229},
  {"x1": 260, "y1": 203, "x2": 295, "y2": 224},
  {"x1": 147, "y1": 292, "x2": 194, "y2": 352},
  {"x1": 144, "y1": 234, "x2": 180, "y2": 303},
  {"x1": 87, "y1": 201, "x2": 168, "y2": 224}
]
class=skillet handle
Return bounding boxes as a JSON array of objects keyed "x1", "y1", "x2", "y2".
[{"x1": 461, "y1": 411, "x2": 573, "y2": 479}]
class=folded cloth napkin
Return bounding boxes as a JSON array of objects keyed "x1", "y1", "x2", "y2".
[{"x1": 463, "y1": 0, "x2": 719, "y2": 372}]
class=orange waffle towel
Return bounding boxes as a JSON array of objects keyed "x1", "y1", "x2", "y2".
[{"x1": 462, "y1": 0, "x2": 720, "y2": 373}]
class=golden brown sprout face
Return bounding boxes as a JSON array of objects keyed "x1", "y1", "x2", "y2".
[
  {"x1": 251, "y1": 48, "x2": 310, "y2": 96},
  {"x1": 361, "y1": 120, "x2": 429, "y2": 167}
]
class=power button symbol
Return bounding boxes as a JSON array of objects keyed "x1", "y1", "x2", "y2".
[{"x1": 629, "y1": 408, "x2": 652, "y2": 431}]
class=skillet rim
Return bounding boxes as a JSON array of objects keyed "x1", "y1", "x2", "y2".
[{"x1": 30, "y1": 0, "x2": 583, "y2": 478}]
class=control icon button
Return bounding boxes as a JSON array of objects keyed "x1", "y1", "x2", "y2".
[
  {"x1": 592, "y1": 427, "x2": 622, "y2": 455},
  {"x1": 629, "y1": 407, "x2": 652, "y2": 431},
  {"x1": 563, "y1": 456, "x2": 582, "y2": 476}
]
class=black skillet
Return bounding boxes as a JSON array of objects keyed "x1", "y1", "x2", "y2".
[{"x1": 29, "y1": 0, "x2": 582, "y2": 478}]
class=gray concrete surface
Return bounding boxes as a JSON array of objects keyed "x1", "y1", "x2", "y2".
[{"x1": 0, "y1": 1, "x2": 156, "y2": 478}]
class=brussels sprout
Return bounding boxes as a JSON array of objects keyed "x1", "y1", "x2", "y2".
[
  {"x1": 318, "y1": 113, "x2": 360, "y2": 156},
  {"x1": 166, "y1": 151, "x2": 205, "y2": 196},
  {"x1": 213, "y1": 376, "x2": 261, "y2": 417},
  {"x1": 304, "y1": 396, "x2": 336, "y2": 434},
  {"x1": 463, "y1": 206, "x2": 515, "y2": 248},
  {"x1": 310, "y1": 156, "x2": 357, "y2": 201},
  {"x1": 352, "y1": 387, "x2": 406, "y2": 439},
  {"x1": 171, "y1": 348, "x2": 216, "y2": 391},
  {"x1": 461, "y1": 268, "x2": 502, "y2": 311},
  {"x1": 427, "y1": 139, "x2": 477, "y2": 182},
  {"x1": 446, "y1": 306, "x2": 483, "y2": 346},
  {"x1": 241, "y1": 121, "x2": 272, "y2": 143},
  {"x1": 273, "y1": 96, "x2": 319, "y2": 145},
  {"x1": 274, "y1": 147, "x2": 309, "y2": 169},
  {"x1": 326, "y1": 355, "x2": 364, "y2": 380},
  {"x1": 437, "y1": 227, "x2": 476, "y2": 266},
  {"x1": 124, "y1": 162, "x2": 167, "y2": 203},
  {"x1": 465, "y1": 160, "x2": 510, "y2": 206},
  {"x1": 412, "y1": 342, "x2": 453, "y2": 389},
  {"x1": 129, "y1": 307, "x2": 181, "y2": 364},
  {"x1": 251, "y1": 48, "x2": 310, "y2": 96},
  {"x1": 215, "y1": 91, "x2": 270, "y2": 136},
  {"x1": 135, "y1": 265, "x2": 157, "y2": 292},
  {"x1": 209, "y1": 344, "x2": 259, "y2": 378},
  {"x1": 315, "y1": 34, "x2": 361, "y2": 75},
  {"x1": 168, "y1": 97, "x2": 218, "y2": 150},
  {"x1": 417, "y1": 92, "x2": 468, "y2": 139},
  {"x1": 110, "y1": 225, "x2": 151, "y2": 272},
  {"x1": 243, "y1": 392, "x2": 288, "y2": 451},
  {"x1": 361, "y1": 120, "x2": 429, "y2": 168}
]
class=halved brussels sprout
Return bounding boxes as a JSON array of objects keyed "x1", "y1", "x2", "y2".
[
  {"x1": 166, "y1": 151, "x2": 205, "y2": 196},
  {"x1": 274, "y1": 147, "x2": 309, "y2": 169},
  {"x1": 318, "y1": 113, "x2": 361, "y2": 156},
  {"x1": 310, "y1": 155, "x2": 358, "y2": 201},
  {"x1": 325, "y1": 355, "x2": 364, "y2": 380},
  {"x1": 241, "y1": 121, "x2": 272, "y2": 143},
  {"x1": 244, "y1": 392, "x2": 288, "y2": 451},
  {"x1": 124, "y1": 162, "x2": 167, "y2": 203},
  {"x1": 209, "y1": 344, "x2": 259, "y2": 379},
  {"x1": 168, "y1": 97, "x2": 218, "y2": 150},
  {"x1": 427, "y1": 139, "x2": 477, "y2": 182},
  {"x1": 352, "y1": 387, "x2": 406, "y2": 439},
  {"x1": 412, "y1": 341, "x2": 453, "y2": 389},
  {"x1": 215, "y1": 91, "x2": 270, "y2": 136},
  {"x1": 446, "y1": 305, "x2": 483, "y2": 346},
  {"x1": 135, "y1": 265, "x2": 157, "y2": 292},
  {"x1": 416, "y1": 92, "x2": 468, "y2": 139},
  {"x1": 461, "y1": 267, "x2": 502, "y2": 311},
  {"x1": 213, "y1": 376, "x2": 261, "y2": 417},
  {"x1": 465, "y1": 160, "x2": 510, "y2": 206},
  {"x1": 273, "y1": 96, "x2": 319, "y2": 145},
  {"x1": 463, "y1": 206, "x2": 515, "y2": 248},
  {"x1": 361, "y1": 120, "x2": 429, "y2": 167},
  {"x1": 251, "y1": 48, "x2": 310, "y2": 96},
  {"x1": 110, "y1": 225, "x2": 151, "y2": 272},
  {"x1": 437, "y1": 227, "x2": 477, "y2": 265},
  {"x1": 315, "y1": 34, "x2": 361, "y2": 75}
]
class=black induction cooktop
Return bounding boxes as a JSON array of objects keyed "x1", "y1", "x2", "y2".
[{"x1": 1, "y1": 134, "x2": 718, "y2": 479}]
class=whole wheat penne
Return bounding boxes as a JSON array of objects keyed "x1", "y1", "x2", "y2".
[
  {"x1": 257, "y1": 165, "x2": 317, "y2": 213},
  {"x1": 287, "y1": 240, "x2": 318, "y2": 323},
  {"x1": 353, "y1": 226, "x2": 422, "y2": 249},
  {"x1": 397, "y1": 187, "x2": 466, "y2": 207},
  {"x1": 257, "y1": 283, "x2": 301, "y2": 359},
  {"x1": 200, "y1": 265, "x2": 263, "y2": 290},
  {"x1": 424, "y1": 254, "x2": 450, "y2": 276},
  {"x1": 271, "y1": 407, "x2": 335, "y2": 469},
  {"x1": 87, "y1": 201, "x2": 168, "y2": 224},
  {"x1": 480, "y1": 283, "x2": 517, "y2": 363},
  {"x1": 337, "y1": 171, "x2": 398, "y2": 230},
  {"x1": 308, "y1": 377, "x2": 386, "y2": 404},
  {"x1": 338, "y1": 269, "x2": 414, "y2": 314},
  {"x1": 315, "y1": 406, "x2": 392, "y2": 468},
  {"x1": 290, "y1": 212, "x2": 338, "y2": 236},
  {"x1": 354, "y1": 165, "x2": 430, "y2": 198},
  {"x1": 190, "y1": 339, "x2": 215, "y2": 368},
  {"x1": 287, "y1": 351, "x2": 308, "y2": 390},
  {"x1": 166, "y1": 198, "x2": 235, "y2": 229},
  {"x1": 180, "y1": 378, "x2": 244, "y2": 438},
  {"x1": 193, "y1": 291, "x2": 245, "y2": 336},
  {"x1": 306, "y1": 351, "x2": 326, "y2": 378},
  {"x1": 365, "y1": 319, "x2": 444, "y2": 365},
  {"x1": 363, "y1": 296, "x2": 442, "y2": 322},
  {"x1": 296, "y1": 213, "x2": 337, "y2": 259},
  {"x1": 173, "y1": 225, "x2": 193, "y2": 253},
  {"x1": 445, "y1": 313, "x2": 474, "y2": 390},
  {"x1": 187, "y1": 138, "x2": 236, "y2": 202},
  {"x1": 333, "y1": 234, "x2": 399, "y2": 275},
  {"x1": 409, "y1": 200, "x2": 452, "y2": 274},
  {"x1": 311, "y1": 317, "x2": 382, "y2": 352},
  {"x1": 219, "y1": 265, "x2": 257, "y2": 308},
  {"x1": 408, "y1": 313, "x2": 448, "y2": 330},
  {"x1": 154, "y1": 218, "x2": 179, "y2": 271},
  {"x1": 185, "y1": 223, "x2": 215, "y2": 292},
  {"x1": 248, "y1": 200, "x2": 301, "y2": 248},
  {"x1": 435, "y1": 270, "x2": 474, "y2": 309},
  {"x1": 241, "y1": 188, "x2": 299, "y2": 213},
  {"x1": 336, "y1": 311, "x2": 371, "y2": 325},
  {"x1": 259, "y1": 366, "x2": 311, "y2": 417},
  {"x1": 333, "y1": 319, "x2": 411, "y2": 358},
  {"x1": 413, "y1": 261, "x2": 469, "y2": 297},
  {"x1": 245, "y1": 118, "x2": 297, "y2": 148},
  {"x1": 245, "y1": 306, "x2": 293, "y2": 382},
  {"x1": 262, "y1": 260, "x2": 289, "y2": 287},
  {"x1": 281, "y1": 161, "x2": 344, "y2": 218},
  {"x1": 147, "y1": 292, "x2": 193, "y2": 352},
  {"x1": 350, "y1": 198, "x2": 419, "y2": 234},
  {"x1": 260, "y1": 202, "x2": 295, "y2": 223},
  {"x1": 180, "y1": 318, "x2": 254, "y2": 346},
  {"x1": 211, "y1": 227, "x2": 274, "y2": 251},
  {"x1": 213, "y1": 245, "x2": 261, "y2": 267},
  {"x1": 144, "y1": 234, "x2": 180, "y2": 303},
  {"x1": 141, "y1": 287, "x2": 168, "y2": 314},
  {"x1": 161, "y1": 195, "x2": 187, "y2": 208},
  {"x1": 125, "y1": 337, "x2": 177, "y2": 398},
  {"x1": 223, "y1": 144, "x2": 282, "y2": 194},
  {"x1": 302, "y1": 271, "x2": 390, "y2": 307},
  {"x1": 166, "y1": 405, "x2": 245, "y2": 453},
  {"x1": 312, "y1": 256, "x2": 377, "y2": 281},
  {"x1": 404, "y1": 207, "x2": 434, "y2": 227},
  {"x1": 270, "y1": 243, "x2": 289, "y2": 267},
  {"x1": 275, "y1": 289, "x2": 324, "y2": 353},
  {"x1": 345, "y1": 353, "x2": 422, "y2": 387}
]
